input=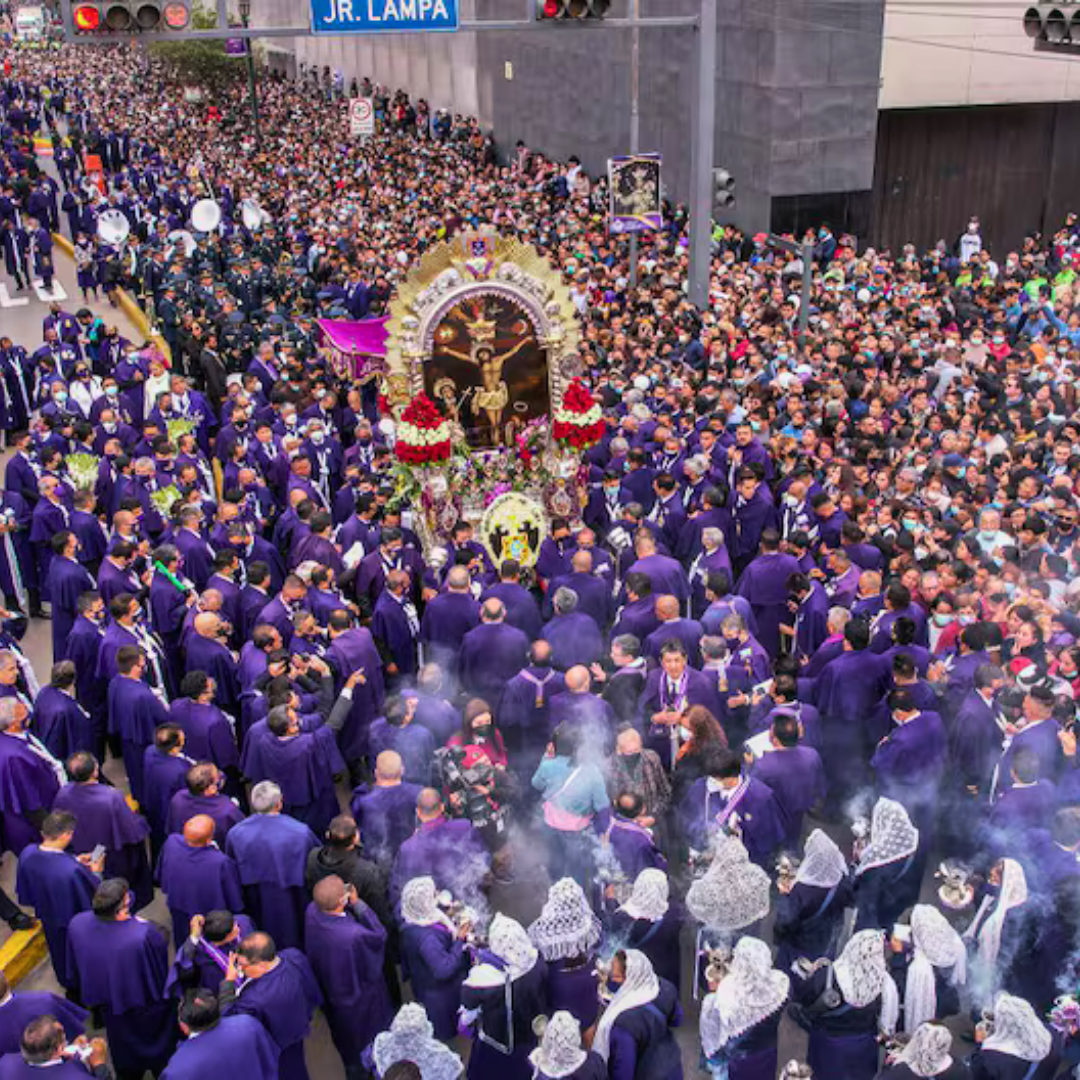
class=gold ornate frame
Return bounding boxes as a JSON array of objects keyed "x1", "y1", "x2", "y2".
[{"x1": 382, "y1": 231, "x2": 582, "y2": 415}]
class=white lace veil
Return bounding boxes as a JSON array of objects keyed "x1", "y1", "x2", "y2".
[
  {"x1": 528, "y1": 1010, "x2": 588, "y2": 1079},
  {"x1": 528, "y1": 877, "x2": 602, "y2": 961},
  {"x1": 400, "y1": 877, "x2": 456, "y2": 932},
  {"x1": 619, "y1": 867, "x2": 670, "y2": 922},
  {"x1": 591, "y1": 949, "x2": 661, "y2": 1063},
  {"x1": 904, "y1": 904, "x2": 967, "y2": 1034},
  {"x1": 686, "y1": 836, "x2": 771, "y2": 931},
  {"x1": 855, "y1": 798, "x2": 919, "y2": 876},
  {"x1": 700, "y1": 936, "x2": 789, "y2": 1056},
  {"x1": 794, "y1": 829, "x2": 847, "y2": 889},
  {"x1": 487, "y1": 913, "x2": 538, "y2": 981},
  {"x1": 982, "y1": 992, "x2": 1052, "y2": 1063},
  {"x1": 970, "y1": 858, "x2": 1028, "y2": 973},
  {"x1": 896, "y1": 1023, "x2": 955, "y2": 1077},
  {"x1": 372, "y1": 1003, "x2": 464, "y2": 1080},
  {"x1": 833, "y1": 929, "x2": 899, "y2": 1034}
]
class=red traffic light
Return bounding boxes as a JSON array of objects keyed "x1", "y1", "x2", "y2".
[
  {"x1": 163, "y1": 2, "x2": 188, "y2": 27},
  {"x1": 73, "y1": 4, "x2": 100, "y2": 29}
]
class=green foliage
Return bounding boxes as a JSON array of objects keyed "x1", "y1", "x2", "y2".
[{"x1": 149, "y1": 4, "x2": 242, "y2": 88}]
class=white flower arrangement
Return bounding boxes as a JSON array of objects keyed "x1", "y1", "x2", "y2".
[
  {"x1": 398, "y1": 419, "x2": 453, "y2": 446},
  {"x1": 552, "y1": 403, "x2": 602, "y2": 426}
]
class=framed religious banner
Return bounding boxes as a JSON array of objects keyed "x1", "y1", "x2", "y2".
[{"x1": 608, "y1": 153, "x2": 662, "y2": 235}]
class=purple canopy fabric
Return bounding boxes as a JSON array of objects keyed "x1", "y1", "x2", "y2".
[{"x1": 317, "y1": 317, "x2": 390, "y2": 358}]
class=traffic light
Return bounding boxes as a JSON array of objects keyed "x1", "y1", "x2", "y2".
[
  {"x1": 1024, "y1": 4, "x2": 1080, "y2": 44},
  {"x1": 712, "y1": 168, "x2": 735, "y2": 211},
  {"x1": 66, "y1": 0, "x2": 190, "y2": 37},
  {"x1": 535, "y1": 0, "x2": 610, "y2": 20}
]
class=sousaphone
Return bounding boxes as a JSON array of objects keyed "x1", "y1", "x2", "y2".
[
  {"x1": 190, "y1": 198, "x2": 222, "y2": 234},
  {"x1": 97, "y1": 208, "x2": 131, "y2": 246}
]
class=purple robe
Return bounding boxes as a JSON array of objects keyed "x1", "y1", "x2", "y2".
[
  {"x1": 996, "y1": 719, "x2": 1064, "y2": 795},
  {"x1": 142, "y1": 747, "x2": 195, "y2": 852},
  {"x1": 988, "y1": 780, "x2": 1059, "y2": 846},
  {"x1": 160, "y1": 1014, "x2": 280, "y2": 1080},
  {"x1": 459, "y1": 622, "x2": 530, "y2": 703},
  {"x1": 639, "y1": 668, "x2": 721, "y2": 766},
  {"x1": 399, "y1": 922, "x2": 469, "y2": 1039},
  {"x1": 31, "y1": 687, "x2": 95, "y2": 761},
  {"x1": 612, "y1": 596, "x2": 662, "y2": 645},
  {"x1": 304, "y1": 902, "x2": 392, "y2": 1064},
  {"x1": 156, "y1": 835, "x2": 244, "y2": 946},
  {"x1": 65, "y1": 912, "x2": 177, "y2": 1076},
  {"x1": 420, "y1": 592, "x2": 481, "y2": 673},
  {"x1": 604, "y1": 816, "x2": 666, "y2": 879},
  {"x1": 96, "y1": 558, "x2": 141, "y2": 608},
  {"x1": 150, "y1": 573, "x2": 189, "y2": 649},
  {"x1": 165, "y1": 914, "x2": 257, "y2": 998},
  {"x1": 240, "y1": 722, "x2": 344, "y2": 837},
  {"x1": 166, "y1": 789, "x2": 244, "y2": 843},
  {"x1": 221, "y1": 949, "x2": 322, "y2": 1080},
  {"x1": 47, "y1": 556, "x2": 94, "y2": 662},
  {"x1": 0, "y1": 991, "x2": 87, "y2": 1055},
  {"x1": 168, "y1": 699, "x2": 239, "y2": 772},
  {"x1": 185, "y1": 635, "x2": 240, "y2": 715},
  {"x1": 256, "y1": 596, "x2": 298, "y2": 646},
  {"x1": 644, "y1": 618, "x2": 705, "y2": 668},
  {"x1": 368, "y1": 720, "x2": 435, "y2": 786},
  {"x1": 65, "y1": 616, "x2": 106, "y2": 741},
  {"x1": 226, "y1": 813, "x2": 319, "y2": 952},
  {"x1": 624, "y1": 553, "x2": 689, "y2": 605},
  {"x1": 736, "y1": 551, "x2": 802, "y2": 658},
  {"x1": 535, "y1": 536, "x2": 576, "y2": 582},
  {"x1": 16, "y1": 845, "x2": 98, "y2": 989},
  {"x1": 480, "y1": 581, "x2": 543, "y2": 640},
  {"x1": 0, "y1": 732, "x2": 62, "y2": 855},
  {"x1": 238, "y1": 641, "x2": 269, "y2": 690},
  {"x1": 106, "y1": 674, "x2": 169, "y2": 805},
  {"x1": 350, "y1": 781, "x2": 422, "y2": 866},
  {"x1": 325, "y1": 628, "x2": 385, "y2": 764},
  {"x1": 389, "y1": 816, "x2": 488, "y2": 908},
  {"x1": 870, "y1": 711, "x2": 947, "y2": 816},
  {"x1": 51, "y1": 780, "x2": 153, "y2": 909},
  {"x1": 680, "y1": 776, "x2": 788, "y2": 865},
  {"x1": 413, "y1": 693, "x2": 464, "y2": 746},
  {"x1": 541, "y1": 612, "x2": 604, "y2": 672},
  {"x1": 371, "y1": 592, "x2": 419, "y2": 678},
  {"x1": 751, "y1": 745, "x2": 827, "y2": 846}
]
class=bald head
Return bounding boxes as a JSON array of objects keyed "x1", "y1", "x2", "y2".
[
  {"x1": 194, "y1": 612, "x2": 220, "y2": 638},
  {"x1": 183, "y1": 814, "x2": 215, "y2": 847},
  {"x1": 313, "y1": 874, "x2": 348, "y2": 913},
  {"x1": 571, "y1": 549, "x2": 593, "y2": 573},
  {"x1": 416, "y1": 787, "x2": 443, "y2": 821},
  {"x1": 446, "y1": 566, "x2": 471, "y2": 592},
  {"x1": 531, "y1": 640, "x2": 552, "y2": 666},
  {"x1": 565, "y1": 665, "x2": 590, "y2": 693},
  {"x1": 375, "y1": 749, "x2": 403, "y2": 782},
  {"x1": 655, "y1": 595, "x2": 679, "y2": 621},
  {"x1": 481, "y1": 598, "x2": 505, "y2": 623}
]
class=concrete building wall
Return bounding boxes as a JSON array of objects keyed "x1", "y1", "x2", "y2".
[{"x1": 880, "y1": 2, "x2": 1080, "y2": 109}]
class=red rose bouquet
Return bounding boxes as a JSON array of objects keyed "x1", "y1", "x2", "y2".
[
  {"x1": 395, "y1": 393, "x2": 453, "y2": 465},
  {"x1": 553, "y1": 378, "x2": 604, "y2": 449}
]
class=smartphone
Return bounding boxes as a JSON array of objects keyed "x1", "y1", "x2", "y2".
[
  {"x1": 892, "y1": 923, "x2": 911, "y2": 944},
  {"x1": 90, "y1": 844, "x2": 106, "y2": 864}
]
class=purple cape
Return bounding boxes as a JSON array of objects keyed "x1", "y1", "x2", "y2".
[
  {"x1": 156, "y1": 836, "x2": 243, "y2": 945},
  {"x1": 160, "y1": 1014, "x2": 280, "y2": 1080}
]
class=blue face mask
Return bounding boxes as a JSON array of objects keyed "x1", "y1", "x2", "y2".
[{"x1": 902, "y1": 519, "x2": 919, "y2": 532}]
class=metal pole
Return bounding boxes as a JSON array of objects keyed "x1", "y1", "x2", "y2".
[
  {"x1": 627, "y1": 0, "x2": 640, "y2": 291},
  {"x1": 687, "y1": 0, "x2": 716, "y2": 310},
  {"x1": 241, "y1": 8, "x2": 262, "y2": 148},
  {"x1": 798, "y1": 239, "x2": 813, "y2": 345}
]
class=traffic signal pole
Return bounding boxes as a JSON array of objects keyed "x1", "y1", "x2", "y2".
[
  {"x1": 687, "y1": 0, "x2": 716, "y2": 310},
  {"x1": 627, "y1": 0, "x2": 640, "y2": 292}
]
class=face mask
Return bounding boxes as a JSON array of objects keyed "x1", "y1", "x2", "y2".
[
  {"x1": 723, "y1": 635, "x2": 740, "y2": 650},
  {"x1": 933, "y1": 613, "x2": 953, "y2": 627},
  {"x1": 283, "y1": 414, "x2": 297, "y2": 426},
  {"x1": 993, "y1": 336, "x2": 1005, "y2": 345},
  {"x1": 54, "y1": 393, "x2": 68, "y2": 405},
  {"x1": 473, "y1": 723, "x2": 492, "y2": 739},
  {"x1": 902, "y1": 519, "x2": 919, "y2": 532},
  {"x1": 105, "y1": 385, "x2": 119, "y2": 397},
  {"x1": 621, "y1": 752, "x2": 641, "y2": 769},
  {"x1": 310, "y1": 431, "x2": 325, "y2": 445},
  {"x1": 103, "y1": 422, "x2": 116, "y2": 433}
]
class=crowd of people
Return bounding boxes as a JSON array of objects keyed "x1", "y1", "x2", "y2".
[{"x1": 0, "y1": 21, "x2": 1079, "y2": 1080}]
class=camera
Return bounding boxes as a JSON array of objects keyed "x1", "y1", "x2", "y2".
[{"x1": 434, "y1": 745, "x2": 503, "y2": 830}]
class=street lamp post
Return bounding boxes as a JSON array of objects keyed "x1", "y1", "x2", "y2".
[{"x1": 237, "y1": 0, "x2": 261, "y2": 149}]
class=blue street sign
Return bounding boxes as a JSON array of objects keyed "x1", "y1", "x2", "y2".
[{"x1": 310, "y1": 0, "x2": 457, "y2": 33}]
